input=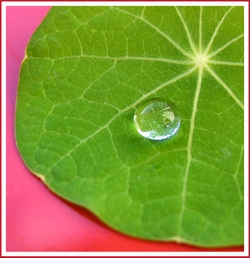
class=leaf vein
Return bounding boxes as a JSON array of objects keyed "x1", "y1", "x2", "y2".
[
  {"x1": 207, "y1": 33, "x2": 244, "y2": 59},
  {"x1": 204, "y1": 6, "x2": 234, "y2": 55},
  {"x1": 179, "y1": 67, "x2": 203, "y2": 236},
  {"x1": 47, "y1": 67, "x2": 196, "y2": 170},
  {"x1": 174, "y1": 6, "x2": 197, "y2": 55},
  {"x1": 206, "y1": 66, "x2": 244, "y2": 110},
  {"x1": 199, "y1": 6, "x2": 203, "y2": 52},
  {"x1": 208, "y1": 60, "x2": 244, "y2": 66},
  {"x1": 113, "y1": 6, "x2": 194, "y2": 59}
]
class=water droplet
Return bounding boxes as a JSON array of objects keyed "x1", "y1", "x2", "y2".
[{"x1": 133, "y1": 98, "x2": 181, "y2": 140}]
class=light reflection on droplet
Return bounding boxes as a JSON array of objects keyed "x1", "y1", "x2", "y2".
[{"x1": 133, "y1": 98, "x2": 181, "y2": 140}]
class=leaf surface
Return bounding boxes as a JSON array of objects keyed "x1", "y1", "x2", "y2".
[{"x1": 15, "y1": 6, "x2": 244, "y2": 247}]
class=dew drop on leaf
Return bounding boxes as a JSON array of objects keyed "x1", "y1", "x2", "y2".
[{"x1": 133, "y1": 98, "x2": 181, "y2": 140}]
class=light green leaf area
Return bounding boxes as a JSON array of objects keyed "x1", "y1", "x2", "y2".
[{"x1": 15, "y1": 6, "x2": 244, "y2": 247}]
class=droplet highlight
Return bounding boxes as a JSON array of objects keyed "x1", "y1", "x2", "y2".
[{"x1": 133, "y1": 98, "x2": 181, "y2": 140}]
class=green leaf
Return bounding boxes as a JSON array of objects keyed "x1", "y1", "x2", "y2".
[{"x1": 15, "y1": 6, "x2": 244, "y2": 247}]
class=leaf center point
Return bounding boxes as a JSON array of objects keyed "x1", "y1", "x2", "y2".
[{"x1": 194, "y1": 53, "x2": 208, "y2": 69}]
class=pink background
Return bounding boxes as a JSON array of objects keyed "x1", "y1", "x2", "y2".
[{"x1": 6, "y1": 6, "x2": 244, "y2": 252}]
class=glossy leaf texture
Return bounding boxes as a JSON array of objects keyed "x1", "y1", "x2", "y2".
[{"x1": 15, "y1": 6, "x2": 244, "y2": 247}]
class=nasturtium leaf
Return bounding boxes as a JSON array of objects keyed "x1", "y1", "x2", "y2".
[{"x1": 15, "y1": 6, "x2": 244, "y2": 247}]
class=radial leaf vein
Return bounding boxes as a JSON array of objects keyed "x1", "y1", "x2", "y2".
[
  {"x1": 141, "y1": 6, "x2": 146, "y2": 18},
  {"x1": 199, "y1": 6, "x2": 203, "y2": 52},
  {"x1": 113, "y1": 7, "x2": 194, "y2": 59},
  {"x1": 207, "y1": 33, "x2": 244, "y2": 59},
  {"x1": 48, "y1": 67, "x2": 196, "y2": 171},
  {"x1": 208, "y1": 60, "x2": 244, "y2": 66},
  {"x1": 175, "y1": 6, "x2": 197, "y2": 55},
  {"x1": 33, "y1": 54, "x2": 194, "y2": 65},
  {"x1": 179, "y1": 67, "x2": 203, "y2": 235},
  {"x1": 206, "y1": 66, "x2": 244, "y2": 110},
  {"x1": 204, "y1": 6, "x2": 234, "y2": 56},
  {"x1": 140, "y1": 17, "x2": 194, "y2": 59}
]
